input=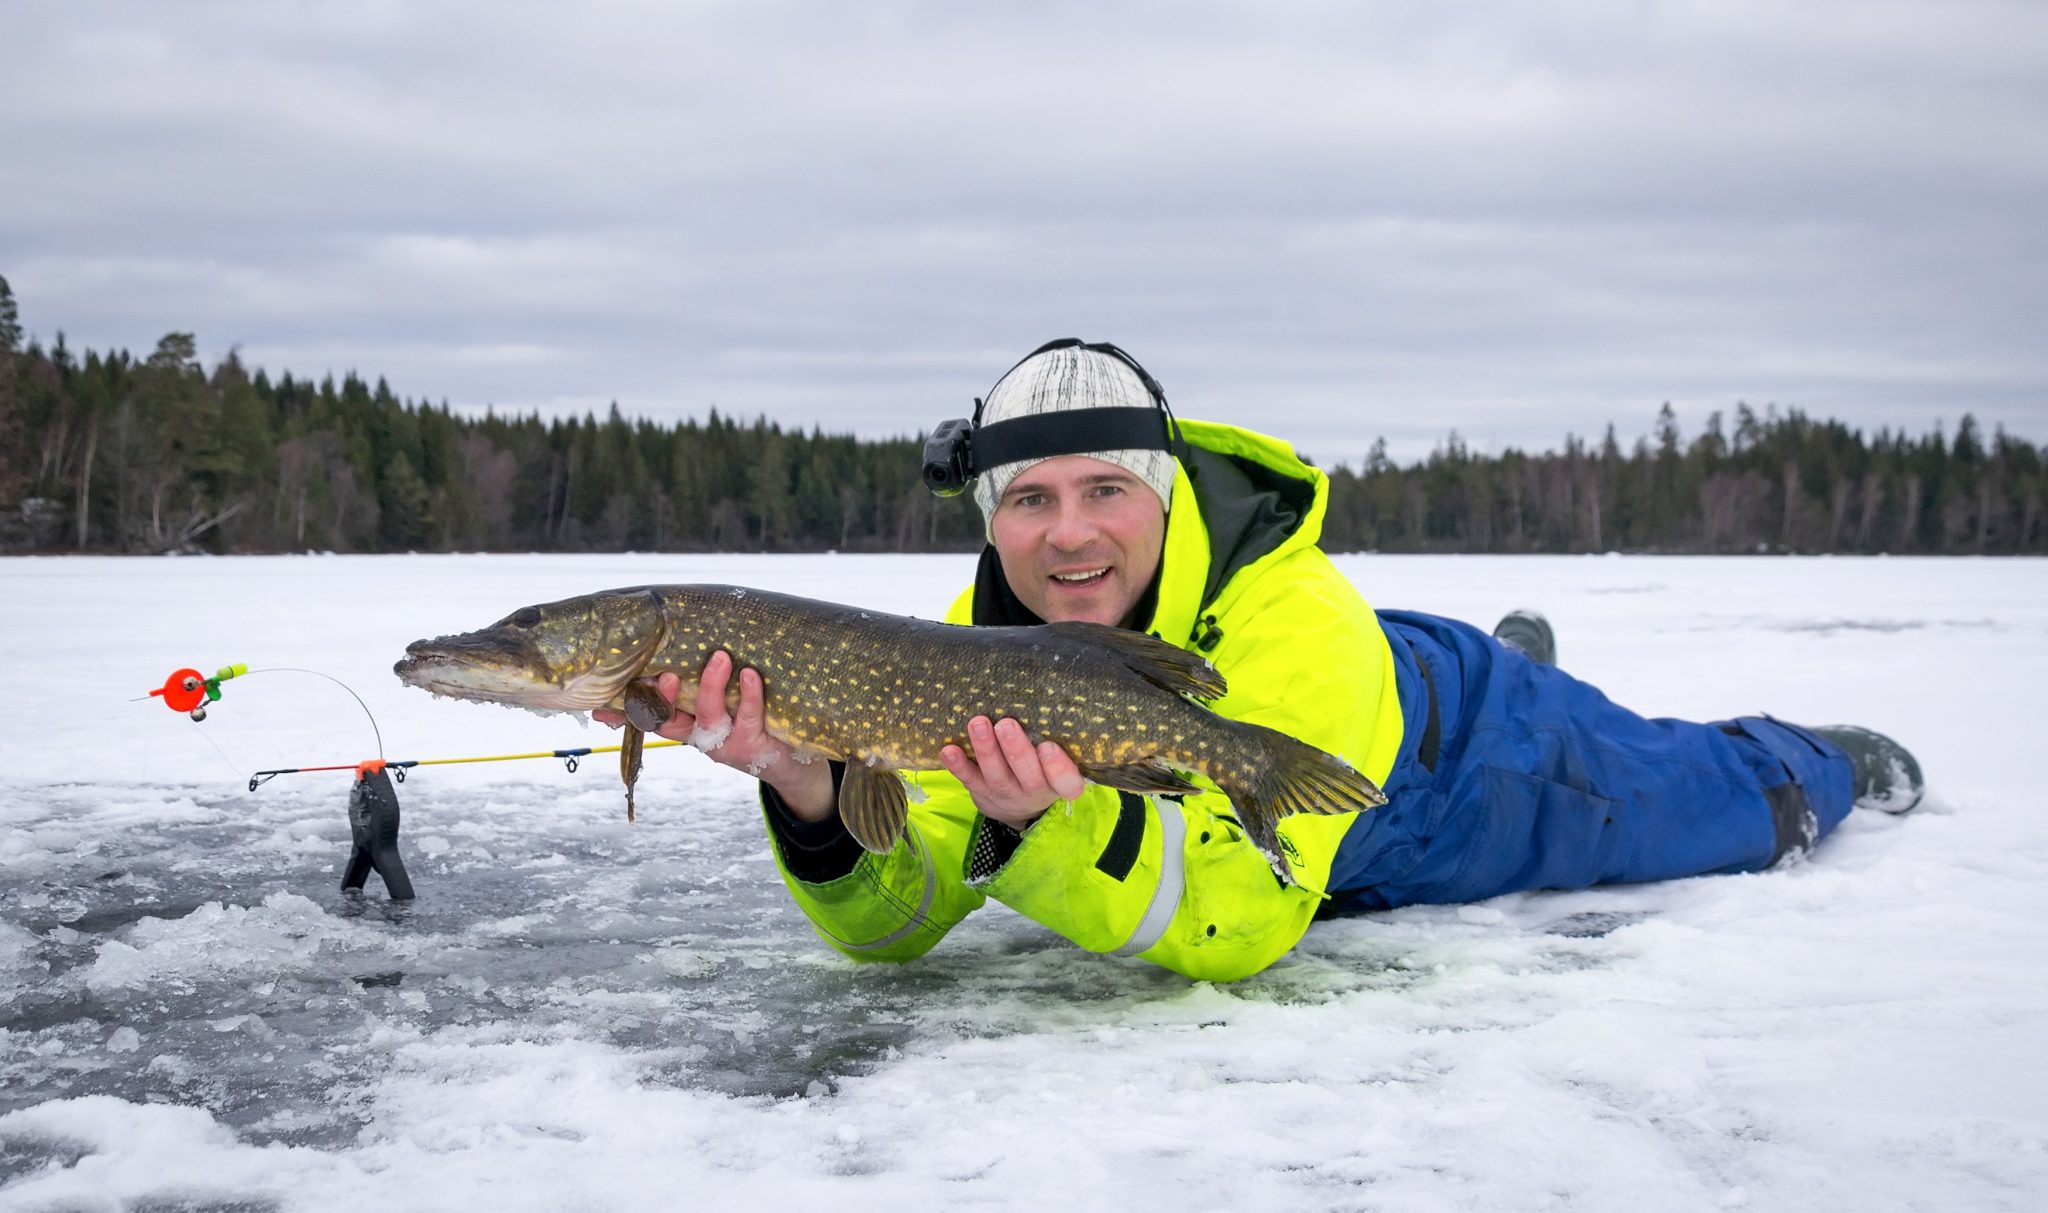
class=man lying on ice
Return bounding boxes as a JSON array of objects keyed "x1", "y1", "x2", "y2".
[{"x1": 604, "y1": 339, "x2": 1925, "y2": 982}]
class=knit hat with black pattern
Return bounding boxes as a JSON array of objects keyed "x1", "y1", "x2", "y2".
[{"x1": 970, "y1": 343, "x2": 1177, "y2": 534}]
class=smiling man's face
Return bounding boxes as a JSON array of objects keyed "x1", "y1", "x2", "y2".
[{"x1": 989, "y1": 454, "x2": 1168, "y2": 628}]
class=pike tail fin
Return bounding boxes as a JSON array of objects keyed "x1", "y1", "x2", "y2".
[{"x1": 1211, "y1": 721, "x2": 1386, "y2": 882}]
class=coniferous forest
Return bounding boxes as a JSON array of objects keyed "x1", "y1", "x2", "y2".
[{"x1": 2, "y1": 276, "x2": 2042, "y2": 557}]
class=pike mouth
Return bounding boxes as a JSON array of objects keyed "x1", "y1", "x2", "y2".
[
  {"x1": 394, "y1": 642, "x2": 629, "y2": 712},
  {"x1": 397, "y1": 589, "x2": 668, "y2": 715}
]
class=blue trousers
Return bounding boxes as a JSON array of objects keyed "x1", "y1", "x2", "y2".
[{"x1": 1327, "y1": 610, "x2": 1856, "y2": 910}]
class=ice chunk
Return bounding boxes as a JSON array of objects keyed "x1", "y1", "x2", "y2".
[
  {"x1": 106, "y1": 1026, "x2": 141, "y2": 1053},
  {"x1": 0, "y1": 920, "x2": 37, "y2": 975},
  {"x1": 655, "y1": 949, "x2": 720, "y2": 979},
  {"x1": 690, "y1": 720, "x2": 734, "y2": 752}
]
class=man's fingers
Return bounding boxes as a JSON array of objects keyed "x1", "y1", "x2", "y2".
[
  {"x1": 965, "y1": 717, "x2": 1017, "y2": 793},
  {"x1": 734, "y1": 667, "x2": 768, "y2": 737},
  {"x1": 659, "y1": 707, "x2": 699, "y2": 742},
  {"x1": 694, "y1": 651, "x2": 732, "y2": 725},
  {"x1": 1039, "y1": 741, "x2": 1086, "y2": 801},
  {"x1": 941, "y1": 743, "x2": 987, "y2": 798},
  {"x1": 993, "y1": 718, "x2": 1046, "y2": 793}
]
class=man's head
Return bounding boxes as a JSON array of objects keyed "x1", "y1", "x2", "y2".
[{"x1": 973, "y1": 342, "x2": 1177, "y2": 628}]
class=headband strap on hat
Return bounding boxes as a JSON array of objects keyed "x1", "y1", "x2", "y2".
[
  {"x1": 970, "y1": 406, "x2": 1175, "y2": 471},
  {"x1": 924, "y1": 339, "x2": 1185, "y2": 536}
]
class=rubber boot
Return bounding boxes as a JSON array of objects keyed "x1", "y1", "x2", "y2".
[
  {"x1": 1809, "y1": 724, "x2": 1925, "y2": 814},
  {"x1": 1492, "y1": 609, "x2": 1557, "y2": 666}
]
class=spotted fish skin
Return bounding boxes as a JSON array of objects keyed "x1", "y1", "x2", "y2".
[{"x1": 395, "y1": 584, "x2": 1386, "y2": 876}]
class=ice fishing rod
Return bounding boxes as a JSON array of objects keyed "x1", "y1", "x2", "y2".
[
  {"x1": 243, "y1": 741, "x2": 686, "y2": 792},
  {"x1": 140, "y1": 660, "x2": 683, "y2": 791},
  {"x1": 140, "y1": 660, "x2": 695, "y2": 904}
]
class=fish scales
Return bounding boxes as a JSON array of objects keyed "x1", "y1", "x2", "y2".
[
  {"x1": 651, "y1": 587, "x2": 1216, "y2": 770},
  {"x1": 394, "y1": 584, "x2": 1386, "y2": 878}
]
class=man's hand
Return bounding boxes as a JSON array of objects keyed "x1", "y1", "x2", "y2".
[
  {"x1": 940, "y1": 716, "x2": 1086, "y2": 830},
  {"x1": 591, "y1": 651, "x2": 836, "y2": 820}
]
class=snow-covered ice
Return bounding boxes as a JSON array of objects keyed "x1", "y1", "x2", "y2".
[{"x1": 2, "y1": 553, "x2": 2045, "y2": 1211}]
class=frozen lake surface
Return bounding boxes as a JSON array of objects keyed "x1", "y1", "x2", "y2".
[{"x1": 2, "y1": 553, "x2": 2045, "y2": 1211}]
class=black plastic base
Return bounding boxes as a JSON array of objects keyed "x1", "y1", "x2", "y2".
[{"x1": 342, "y1": 768, "x2": 416, "y2": 900}]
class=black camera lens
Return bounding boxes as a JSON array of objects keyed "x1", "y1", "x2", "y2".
[{"x1": 922, "y1": 418, "x2": 974, "y2": 497}]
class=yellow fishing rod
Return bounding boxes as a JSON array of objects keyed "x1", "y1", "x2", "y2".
[{"x1": 245, "y1": 740, "x2": 687, "y2": 792}]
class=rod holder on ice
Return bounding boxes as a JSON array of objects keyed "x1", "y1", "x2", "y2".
[{"x1": 342, "y1": 764, "x2": 415, "y2": 900}]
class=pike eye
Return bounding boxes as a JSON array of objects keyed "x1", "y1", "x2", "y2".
[{"x1": 510, "y1": 607, "x2": 542, "y2": 628}]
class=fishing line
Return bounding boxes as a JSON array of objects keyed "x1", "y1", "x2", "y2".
[
  {"x1": 239, "y1": 667, "x2": 386, "y2": 760},
  {"x1": 186, "y1": 716, "x2": 248, "y2": 783}
]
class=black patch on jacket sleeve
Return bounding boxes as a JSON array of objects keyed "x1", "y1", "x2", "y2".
[{"x1": 1094, "y1": 792, "x2": 1148, "y2": 880}]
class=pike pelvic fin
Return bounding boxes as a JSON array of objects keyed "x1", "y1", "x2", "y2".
[
  {"x1": 1212, "y1": 719, "x2": 1388, "y2": 882},
  {"x1": 1043, "y1": 621, "x2": 1227, "y2": 701},
  {"x1": 840, "y1": 759, "x2": 910, "y2": 854},
  {"x1": 1075, "y1": 758, "x2": 1203, "y2": 798}
]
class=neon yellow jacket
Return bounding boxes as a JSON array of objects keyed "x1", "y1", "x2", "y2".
[{"x1": 764, "y1": 419, "x2": 1404, "y2": 981}]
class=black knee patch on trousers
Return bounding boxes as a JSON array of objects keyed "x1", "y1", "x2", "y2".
[{"x1": 1764, "y1": 781, "x2": 1820, "y2": 864}]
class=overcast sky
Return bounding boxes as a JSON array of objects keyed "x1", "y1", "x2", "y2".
[{"x1": 4, "y1": 0, "x2": 2043, "y2": 465}]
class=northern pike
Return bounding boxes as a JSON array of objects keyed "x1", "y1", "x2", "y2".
[{"x1": 392, "y1": 585, "x2": 1386, "y2": 877}]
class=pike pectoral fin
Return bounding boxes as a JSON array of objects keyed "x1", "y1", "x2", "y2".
[
  {"x1": 620, "y1": 723, "x2": 643, "y2": 824},
  {"x1": 840, "y1": 760, "x2": 909, "y2": 855},
  {"x1": 621, "y1": 678, "x2": 674, "y2": 732},
  {"x1": 617, "y1": 679, "x2": 672, "y2": 826},
  {"x1": 1075, "y1": 758, "x2": 1203, "y2": 797}
]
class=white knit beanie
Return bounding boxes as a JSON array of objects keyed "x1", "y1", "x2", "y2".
[{"x1": 971, "y1": 343, "x2": 1177, "y2": 532}]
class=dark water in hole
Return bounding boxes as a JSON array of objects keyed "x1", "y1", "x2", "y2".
[{"x1": 0, "y1": 778, "x2": 1216, "y2": 1163}]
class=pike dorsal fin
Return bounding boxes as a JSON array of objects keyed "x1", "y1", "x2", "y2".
[{"x1": 1043, "y1": 622, "x2": 1228, "y2": 702}]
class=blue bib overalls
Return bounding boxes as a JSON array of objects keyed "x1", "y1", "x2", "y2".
[{"x1": 1328, "y1": 610, "x2": 1857, "y2": 910}]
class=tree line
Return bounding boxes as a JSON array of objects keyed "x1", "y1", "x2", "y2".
[{"x1": 2, "y1": 276, "x2": 2042, "y2": 556}]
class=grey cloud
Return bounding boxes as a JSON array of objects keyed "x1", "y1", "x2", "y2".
[{"x1": 3, "y1": 0, "x2": 2042, "y2": 468}]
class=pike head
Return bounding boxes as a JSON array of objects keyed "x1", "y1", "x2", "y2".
[{"x1": 394, "y1": 588, "x2": 667, "y2": 712}]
